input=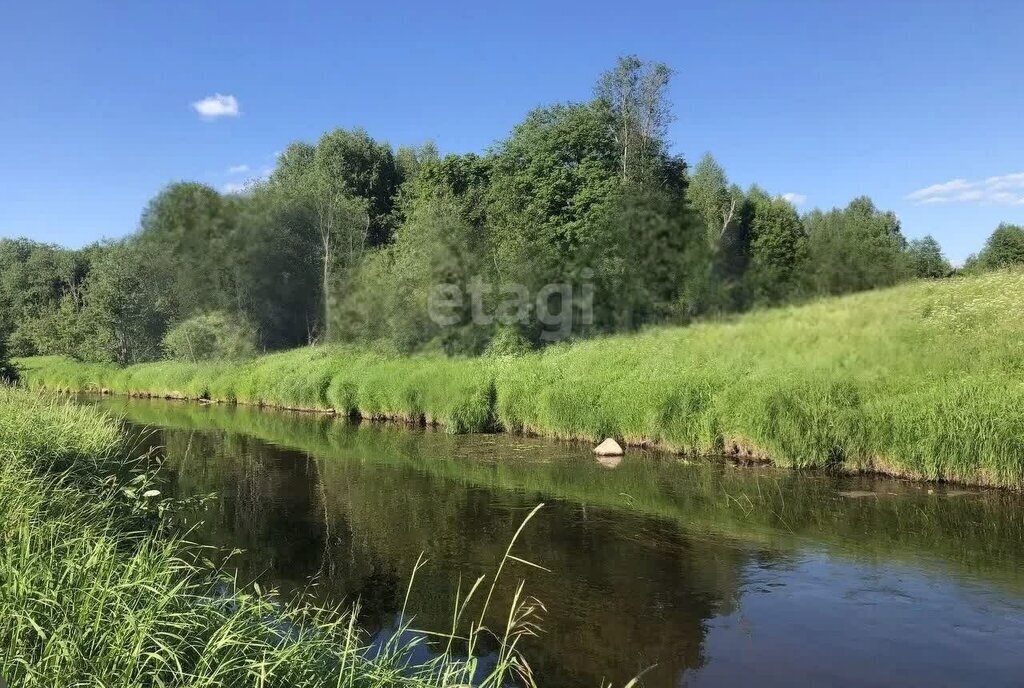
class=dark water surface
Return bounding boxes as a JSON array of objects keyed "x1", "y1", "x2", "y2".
[{"x1": 88, "y1": 397, "x2": 1024, "y2": 687}]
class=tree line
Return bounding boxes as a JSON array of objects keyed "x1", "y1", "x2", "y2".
[{"x1": 1, "y1": 56, "x2": 1020, "y2": 367}]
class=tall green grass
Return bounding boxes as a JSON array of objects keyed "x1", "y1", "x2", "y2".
[
  {"x1": 17, "y1": 269, "x2": 1024, "y2": 487},
  {"x1": 0, "y1": 387, "x2": 552, "y2": 687},
  {"x1": 97, "y1": 396, "x2": 1024, "y2": 596}
]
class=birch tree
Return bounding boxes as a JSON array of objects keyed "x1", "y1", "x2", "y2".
[
  {"x1": 595, "y1": 55, "x2": 673, "y2": 185},
  {"x1": 291, "y1": 164, "x2": 370, "y2": 342}
]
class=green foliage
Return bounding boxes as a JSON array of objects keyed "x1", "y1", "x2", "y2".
[
  {"x1": 486, "y1": 102, "x2": 621, "y2": 285},
  {"x1": 343, "y1": 65, "x2": 700, "y2": 352},
  {"x1": 490, "y1": 270, "x2": 1024, "y2": 487},
  {"x1": 686, "y1": 156, "x2": 754, "y2": 310},
  {"x1": 485, "y1": 326, "x2": 534, "y2": 356},
  {"x1": 19, "y1": 269, "x2": 1024, "y2": 487},
  {"x1": 162, "y1": 311, "x2": 258, "y2": 362},
  {"x1": 394, "y1": 141, "x2": 439, "y2": 187},
  {"x1": 970, "y1": 223, "x2": 1024, "y2": 271},
  {"x1": 485, "y1": 93, "x2": 688, "y2": 311},
  {"x1": 804, "y1": 196, "x2": 910, "y2": 294},
  {"x1": 0, "y1": 238, "x2": 92, "y2": 356},
  {"x1": 0, "y1": 56, "x2": 957, "y2": 364},
  {"x1": 298, "y1": 127, "x2": 402, "y2": 247},
  {"x1": 137, "y1": 181, "x2": 321, "y2": 349},
  {"x1": 337, "y1": 197, "x2": 491, "y2": 354},
  {"x1": 85, "y1": 241, "x2": 170, "y2": 365},
  {"x1": 0, "y1": 387, "x2": 123, "y2": 464},
  {"x1": 687, "y1": 153, "x2": 732, "y2": 247},
  {"x1": 407, "y1": 152, "x2": 491, "y2": 229},
  {"x1": 593, "y1": 55, "x2": 674, "y2": 185},
  {"x1": 267, "y1": 128, "x2": 403, "y2": 341},
  {"x1": 593, "y1": 184, "x2": 709, "y2": 329},
  {"x1": 232, "y1": 183, "x2": 322, "y2": 348},
  {"x1": 0, "y1": 387, "x2": 551, "y2": 687},
  {"x1": 745, "y1": 189, "x2": 808, "y2": 304},
  {"x1": 137, "y1": 182, "x2": 240, "y2": 318},
  {"x1": 907, "y1": 235, "x2": 952, "y2": 278}
]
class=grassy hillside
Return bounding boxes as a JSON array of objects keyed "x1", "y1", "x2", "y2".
[{"x1": 18, "y1": 269, "x2": 1024, "y2": 487}]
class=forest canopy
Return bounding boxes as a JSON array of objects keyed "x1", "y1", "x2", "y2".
[{"x1": 2, "y1": 56, "x2": 1007, "y2": 366}]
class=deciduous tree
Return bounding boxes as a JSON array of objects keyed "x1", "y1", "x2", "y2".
[
  {"x1": 973, "y1": 223, "x2": 1024, "y2": 270},
  {"x1": 906, "y1": 236, "x2": 952, "y2": 278}
]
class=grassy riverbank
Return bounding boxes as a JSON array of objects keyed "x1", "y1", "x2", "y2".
[
  {"x1": 100, "y1": 396, "x2": 1024, "y2": 595},
  {"x1": 18, "y1": 269, "x2": 1024, "y2": 487},
  {"x1": 0, "y1": 387, "x2": 543, "y2": 687}
]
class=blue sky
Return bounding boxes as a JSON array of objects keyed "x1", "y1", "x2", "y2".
[{"x1": 1, "y1": 0, "x2": 1022, "y2": 263}]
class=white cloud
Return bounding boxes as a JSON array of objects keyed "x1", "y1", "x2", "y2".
[
  {"x1": 781, "y1": 192, "x2": 807, "y2": 206},
  {"x1": 192, "y1": 94, "x2": 240, "y2": 119},
  {"x1": 907, "y1": 173, "x2": 1024, "y2": 206},
  {"x1": 221, "y1": 182, "x2": 248, "y2": 194},
  {"x1": 227, "y1": 164, "x2": 250, "y2": 174},
  {"x1": 986, "y1": 172, "x2": 1024, "y2": 190}
]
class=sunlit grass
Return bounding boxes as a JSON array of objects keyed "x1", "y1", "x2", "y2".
[
  {"x1": 16, "y1": 269, "x2": 1024, "y2": 486},
  {"x1": 99, "y1": 397, "x2": 1024, "y2": 595},
  {"x1": 0, "y1": 387, "x2": 554, "y2": 687}
]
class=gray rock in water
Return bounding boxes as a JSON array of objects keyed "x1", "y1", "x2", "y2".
[{"x1": 593, "y1": 438, "x2": 624, "y2": 456}]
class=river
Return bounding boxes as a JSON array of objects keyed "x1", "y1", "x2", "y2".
[{"x1": 86, "y1": 396, "x2": 1024, "y2": 687}]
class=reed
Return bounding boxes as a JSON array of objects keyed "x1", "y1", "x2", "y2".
[{"x1": 0, "y1": 387, "x2": 550, "y2": 687}]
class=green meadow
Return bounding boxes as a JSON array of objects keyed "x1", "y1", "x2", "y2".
[{"x1": 18, "y1": 269, "x2": 1024, "y2": 488}]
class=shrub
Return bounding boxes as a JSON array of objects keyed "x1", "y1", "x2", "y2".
[
  {"x1": 162, "y1": 312, "x2": 258, "y2": 362},
  {"x1": 485, "y1": 326, "x2": 534, "y2": 356}
]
